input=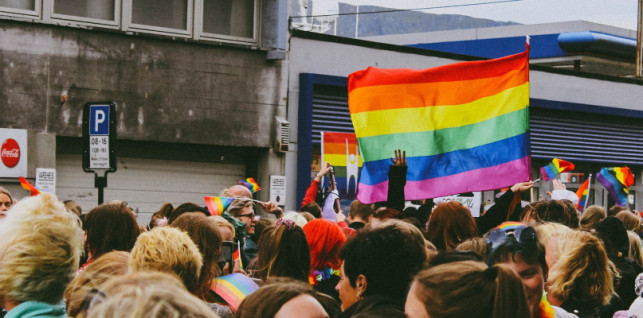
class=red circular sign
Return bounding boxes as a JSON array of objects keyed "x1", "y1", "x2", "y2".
[{"x1": 1, "y1": 138, "x2": 20, "y2": 168}]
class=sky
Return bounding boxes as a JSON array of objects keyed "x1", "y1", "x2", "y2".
[{"x1": 308, "y1": 0, "x2": 639, "y2": 31}]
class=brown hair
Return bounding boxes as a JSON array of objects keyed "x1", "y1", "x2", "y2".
[
  {"x1": 64, "y1": 251, "x2": 130, "y2": 317},
  {"x1": 627, "y1": 230, "x2": 643, "y2": 267},
  {"x1": 412, "y1": 261, "x2": 530, "y2": 318},
  {"x1": 349, "y1": 200, "x2": 374, "y2": 221},
  {"x1": 426, "y1": 201, "x2": 478, "y2": 251},
  {"x1": 455, "y1": 237, "x2": 488, "y2": 260},
  {"x1": 147, "y1": 202, "x2": 173, "y2": 230},
  {"x1": 520, "y1": 200, "x2": 579, "y2": 228},
  {"x1": 167, "y1": 202, "x2": 209, "y2": 225},
  {"x1": 252, "y1": 223, "x2": 310, "y2": 282},
  {"x1": 579, "y1": 205, "x2": 606, "y2": 231},
  {"x1": 170, "y1": 212, "x2": 222, "y2": 299},
  {"x1": 236, "y1": 278, "x2": 323, "y2": 318},
  {"x1": 84, "y1": 202, "x2": 141, "y2": 260},
  {"x1": 615, "y1": 211, "x2": 641, "y2": 232},
  {"x1": 301, "y1": 202, "x2": 322, "y2": 219}
]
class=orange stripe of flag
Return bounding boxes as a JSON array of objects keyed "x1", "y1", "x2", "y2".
[
  {"x1": 349, "y1": 68, "x2": 527, "y2": 114},
  {"x1": 348, "y1": 50, "x2": 528, "y2": 92},
  {"x1": 323, "y1": 142, "x2": 356, "y2": 155}
]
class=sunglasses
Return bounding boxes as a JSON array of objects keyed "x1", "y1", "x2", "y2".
[{"x1": 486, "y1": 222, "x2": 537, "y2": 264}]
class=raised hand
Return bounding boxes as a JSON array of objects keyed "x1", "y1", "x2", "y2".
[{"x1": 390, "y1": 149, "x2": 407, "y2": 167}]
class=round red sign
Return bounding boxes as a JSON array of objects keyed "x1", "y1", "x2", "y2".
[{"x1": 1, "y1": 138, "x2": 20, "y2": 168}]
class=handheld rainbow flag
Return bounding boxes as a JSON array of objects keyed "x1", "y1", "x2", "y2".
[
  {"x1": 233, "y1": 240, "x2": 243, "y2": 270},
  {"x1": 540, "y1": 158, "x2": 575, "y2": 181},
  {"x1": 575, "y1": 175, "x2": 591, "y2": 212},
  {"x1": 239, "y1": 178, "x2": 261, "y2": 193},
  {"x1": 321, "y1": 132, "x2": 362, "y2": 197},
  {"x1": 596, "y1": 167, "x2": 633, "y2": 207},
  {"x1": 349, "y1": 47, "x2": 531, "y2": 203},
  {"x1": 204, "y1": 196, "x2": 234, "y2": 216},
  {"x1": 19, "y1": 177, "x2": 40, "y2": 196},
  {"x1": 210, "y1": 273, "x2": 260, "y2": 312}
]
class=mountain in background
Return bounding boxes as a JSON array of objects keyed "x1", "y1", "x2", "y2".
[{"x1": 290, "y1": 1, "x2": 519, "y2": 37}]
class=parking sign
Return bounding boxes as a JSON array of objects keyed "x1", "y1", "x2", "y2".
[{"x1": 82, "y1": 102, "x2": 117, "y2": 172}]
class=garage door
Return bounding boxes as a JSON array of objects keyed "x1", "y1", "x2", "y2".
[{"x1": 56, "y1": 153, "x2": 246, "y2": 225}]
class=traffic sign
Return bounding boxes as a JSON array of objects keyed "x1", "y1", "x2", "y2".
[{"x1": 82, "y1": 102, "x2": 117, "y2": 172}]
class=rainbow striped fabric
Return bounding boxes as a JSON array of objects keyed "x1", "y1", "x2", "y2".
[
  {"x1": 19, "y1": 177, "x2": 40, "y2": 196},
  {"x1": 597, "y1": 167, "x2": 634, "y2": 207},
  {"x1": 575, "y1": 178, "x2": 590, "y2": 212},
  {"x1": 540, "y1": 158, "x2": 575, "y2": 181},
  {"x1": 210, "y1": 273, "x2": 260, "y2": 311},
  {"x1": 321, "y1": 132, "x2": 363, "y2": 197},
  {"x1": 204, "y1": 196, "x2": 234, "y2": 216},
  {"x1": 348, "y1": 48, "x2": 531, "y2": 203},
  {"x1": 240, "y1": 178, "x2": 261, "y2": 193}
]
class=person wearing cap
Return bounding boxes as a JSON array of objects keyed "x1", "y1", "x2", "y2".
[{"x1": 486, "y1": 222, "x2": 578, "y2": 318}]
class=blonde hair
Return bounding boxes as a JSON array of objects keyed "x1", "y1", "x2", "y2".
[
  {"x1": 627, "y1": 231, "x2": 643, "y2": 267},
  {"x1": 282, "y1": 211, "x2": 308, "y2": 228},
  {"x1": 615, "y1": 211, "x2": 641, "y2": 232},
  {"x1": 208, "y1": 215, "x2": 236, "y2": 239},
  {"x1": 0, "y1": 193, "x2": 83, "y2": 304},
  {"x1": 130, "y1": 227, "x2": 203, "y2": 294},
  {"x1": 533, "y1": 222, "x2": 572, "y2": 248},
  {"x1": 65, "y1": 251, "x2": 130, "y2": 317},
  {"x1": 455, "y1": 237, "x2": 488, "y2": 260},
  {"x1": 86, "y1": 272, "x2": 216, "y2": 318},
  {"x1": 547, "y1": 230, "x2": 613, "y2": 307},
  {"x1": 579, "y1": 205, "x2": 606, "y2": 231},
  {"x1": 412, "y1": 261, "x2": 530, "y2": 318}
]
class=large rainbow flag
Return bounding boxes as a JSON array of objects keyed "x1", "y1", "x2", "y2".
[
  {"x1": 596, "y1": 167, "x2": 633, "y2": 207},
  {"x1": 348, "y1": 48, "x2": 531, "y2": 203},
  {"x1": 321, "y1": 132, "x2": 362, "y2": 197}
]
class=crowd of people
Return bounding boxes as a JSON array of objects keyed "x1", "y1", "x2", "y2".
[{"x1": 0, "y1": 155, "x2": 642, "y2": 318}]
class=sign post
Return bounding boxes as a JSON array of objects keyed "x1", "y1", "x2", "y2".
[{"x1": 82, "y1": 102, "x2": 117, "y2": 205}]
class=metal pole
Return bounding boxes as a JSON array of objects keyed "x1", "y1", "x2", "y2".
[
  {"x1": 355, "y1": 5, "x2": 359, "y2": 38},
  {"x1": 637, "y1": 0, "x2": 643, "y2": 77}
]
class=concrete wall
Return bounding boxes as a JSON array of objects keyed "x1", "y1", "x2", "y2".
[{"x1": 0, "y1": 20, "x2": 288, "y2": 148}]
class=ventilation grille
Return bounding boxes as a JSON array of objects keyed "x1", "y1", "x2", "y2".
[{"x1": 275, "y1": 117, "x2": 290, "y2": 153}]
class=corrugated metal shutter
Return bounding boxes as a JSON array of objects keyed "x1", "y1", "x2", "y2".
[{"x1": 310, "y1": 93, "x2": 643, "y2": 165}]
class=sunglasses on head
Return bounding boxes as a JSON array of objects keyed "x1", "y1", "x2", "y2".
[{"x1": 486, "y1": 222, "x2": 537, "y2": 263}]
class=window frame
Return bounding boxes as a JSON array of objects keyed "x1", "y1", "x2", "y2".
[
  {"x1": 0, "y1": 0, "x2": 40, "y2": 19},
  {"x1": 122, "y1": 0, "x2": 193, "y2": 38},
  {"x1": 193, "y1": 0, "x2": 259, "y2": 45},
  {"x1": 42, "y1": 0, "x2": 120, "y2": 29}
]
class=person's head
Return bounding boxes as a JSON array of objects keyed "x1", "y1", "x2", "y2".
[
  {"x1": 405, "y1": 261, "x2": 530, "y2": 318},
  {"x1": 224, "y1": 184, "x2": 253, "y2": 199},
  {"x1": 208, "y1": 215, "x2": 236, "y2": 241},
  {"x1": 254, "y1": 219, "x2": 310, "y2": 282},
  {"x1": 609, "y1": 205, "x2": 627, "y2": 217},
  {"x1": 520, "y1": 200, "x2": 579, "y2": 228},
  {"x1": 227, "y1": 199, "x2": 256, "y2": 235},
  {"x1": 301, "y1": 202, "x2": 322, "y2": 219},
  {"x1": 64, "y1": 251, "x2": 130, "y2": 317},
  {"x1": 170, "y1": 212, "x2": 222, "y2": 299},
  {"x1": 486, "y1": 222, "x2": 547, "y2": 315},
  {"x1": 428, "y1": 250, "x2": 483, "y2": 267},
  {"x1": 615, "y1": 210, "x2": 641, "y2": 233},
  {"x1": 348, "y1": 200, "x2": 373, "y2": 223},
  {"x1": 547, "y1": 230, "x2": 613, "y2": 309},
  {"x1": 85, "y1": 272, "x2": 217, "y2": 318},
  {"x1": 167, "y1": 202, "x2": 209, "y2": 225},
  {"x1": 336, "y1": 222, "x2": 427, "y2": 310},
  {"x1": 426, "y1": 201, "x2": 478, "y2": 251},
  {"x1": 628, "y1": 231, "x2": 643, "y2": 267},
  {"x1": 595, "y1": 216, "x2": 630, "y2": 258},
  {"x1": 282, "y1": 211, "x2": 308, "y2": 228},
  {"x1": 0, "y1": 193, "x2": 83, "y2": 305},
  {"x1": 370, "y1": 207, "x2": 403, "y2": 225},
  {"x1": 303, "y1": 219, "x2": 347, "y2": 271},
  {"x1": 130, "y1": 227, "x2": 203, "y2": 294},
  {"x1": 63, "y1": 200, "x2": 82, "y2": 218},
  {"x1": 0, "y1": 186, "x2": 13, "y2": 214},
  {"x1": 84, "y1": 202, "x2": 141, "y2": 259},
  {"x1": 236, "y1": 278, "x2": 328, "y2": 318},
  {"x1": 147, "y1": 202, "x2": 173, "y2": 230},
  {"x1": 455, "y1": 237, "x2": 488, "y2": 260},
  {"x1": 579, "y1": 205, "x2": 607, "y2": 231},
  {"x1": 300, "y1": 212, "x2": 315, "y2": 222}
]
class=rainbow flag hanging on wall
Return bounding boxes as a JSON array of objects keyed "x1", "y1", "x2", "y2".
[
  {"x1": 321, "y1": 132, "x2": 363, "y2": 196},
  {"x1": 596, "y1": 167, "x2": 634, "y2": 207},
  {"x1": 540, "y1": 158, "x2": 575, "y2": 181},
  {"x1": 575, "y1": 177, "x2": 591, "y2": 212},
  {"x1": 348, "y1": 48, "x2": 531, "y2": 203},
  {"x1": 204, "y1": 196, "x2": 235, "y2": 215}
]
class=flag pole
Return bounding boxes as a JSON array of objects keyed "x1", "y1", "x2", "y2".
[{"x1": 584, "y1": 173, "x2": 592, "y2": 211}]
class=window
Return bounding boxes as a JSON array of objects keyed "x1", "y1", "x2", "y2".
[
  {"x1": 0, "y1": 0, "x2": 39, "y2": 17},
  {"x1": 195, "y1": 0, "x2": 257, "y2": 44},
  {"x1": 125, "y1": 0, "x2": 192, "y2": 36},
  {"x1": 44, "y1": 0, "x2": 119, "y2": 28}
]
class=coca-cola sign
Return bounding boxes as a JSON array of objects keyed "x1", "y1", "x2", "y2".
[{"x1": 1, "y1": 138, "x2": 20, "y2": 168}]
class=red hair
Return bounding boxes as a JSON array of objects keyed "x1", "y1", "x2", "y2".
[{"x1": 303, "y1": 219, "x2": 347, "y2": 271}]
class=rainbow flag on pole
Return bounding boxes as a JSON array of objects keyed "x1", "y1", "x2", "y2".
[
  {"x1": 596, "y1": 167, "x2": 634, "y2": 207},
  {"x1": 348, "y1": 48, "x2": 531, "y2": 203},
  {"x1": 540, "y1": 158, "x2": 575, "y2": 181},
  {"x1": 204, "y1": 196, "x2": 234, "y2": 216},
  {"x1": 210, "y1": 273, "x2": 260, "y2": 312},
  {"x1": 575, "y1": 175, "x2": 591, "y2": 212},
  {"x1": 239, "y1": 178, "x2": 261, "y2": 193},
  {"x1": 321, "y1": 132, "x2": 363, "y2": 196},
  {"x1": 19, "y1": 177, "x2": 40, "y2": 196}
]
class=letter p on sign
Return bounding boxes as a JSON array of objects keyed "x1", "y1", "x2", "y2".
[{"x1": 89, "y1": 105, "x2": 110, "y2": 135}]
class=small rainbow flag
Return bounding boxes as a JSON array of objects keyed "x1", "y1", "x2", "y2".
[
  {"x1": 233, "y1": 240, "x2": 243, "y2": 270},
  {"x1": 576, "y1": 177, "x2": 590, "y2": 212},
  {"x1": 321, "y1": 132, "x2": 362, "y2": 196},
  {"x1": 540, "y1": 158, "x2": 575, "y2": 181},
  {"x1": 210, "y1": 273, "x2": 260, "y2": 312},
  {"x1": 597, "y1": 167, "x2": 633, "y2": 207},
  {"x1": 19, "y1": 177, "x2": 40, "y2": 196},
  {"x1": 204, "y1": 196, "x2": 234, "y2": 216},
  {"x1": 239, "y1": 178, "x2": 261, "y2": 193},
  {"x1": 349, "y1": 46, "x2": 531, "y2": 203}
]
